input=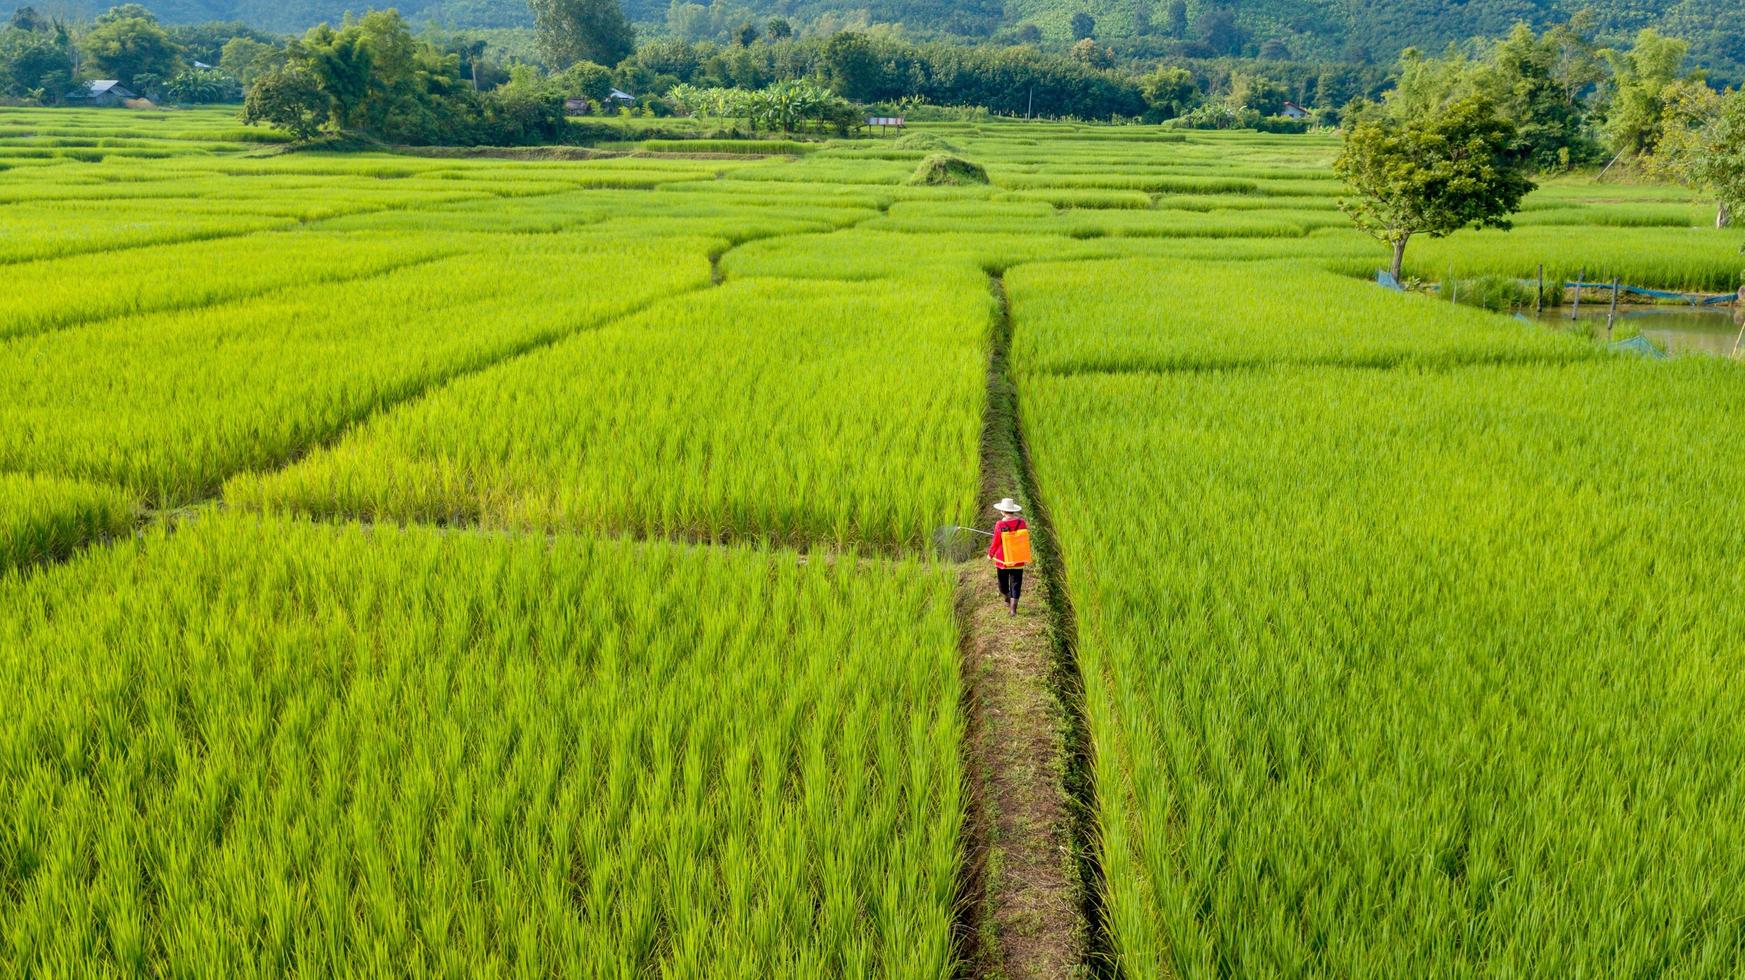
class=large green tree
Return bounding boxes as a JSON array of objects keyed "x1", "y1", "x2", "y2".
[
  {"x1": 1648, "y1": 84, "x2": 1745, "y2": 228},
  {"x1": 1140, "y1": 65, "x2": 1198, "y2": 120},
  {"x1": 243, "y1": 10, "x2": 556, "y2": 147},
  {"x1": 295, "y1": 21, "x2": 374, "y2": 128},
  {"x1": 299, "y1": 11, "x2": 473, "y2": 142},
  {"x1": 1336, "y1": 95, "x2": 1536, "y2": 280},
  {"x1": 1484, "y1": 21, "x2": 1605, "y2": 170},
  {"x1": 220, "y1": 36, "x2": 286, "y2": 87},
  {"x1": 80, "y1": 4, "x2": 178, "y2": 88},
  {"x1": 528, "y1": 0, "x2": 634, "y2": 71},
  {"x1": 1600, "y1": 28, "x2": 1691, "y2": 159},
  {"x1": 242, "y1": 65, "x2": 328, "y2": 138},
  {"x1": 822, "y1": 30, "x2": 881, "y2": 101},
  {"x1": 0, "y1": 20, "x2": 74, "y2": 100},
  {"x1": 1386, "y1": 20, "x2": 1606, "y2": 174},
  {"x1": 165, "y1": 21, "x2": 277, "y2": 69}
]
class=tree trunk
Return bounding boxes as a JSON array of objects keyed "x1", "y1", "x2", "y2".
[
  {"x1": 1390, "y1": 236, "x2": 1409, "y2": 281},
  {"x1": 1719, "y1": 202, "x2": 1732, "y2": 229}
]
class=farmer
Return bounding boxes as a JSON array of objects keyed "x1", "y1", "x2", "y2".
[{"x1": 988, "y1": 498, "x2": 1030, "y2": 617}]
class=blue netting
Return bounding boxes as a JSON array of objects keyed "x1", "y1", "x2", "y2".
[
  {"x1": 1608, "y1": 335, "x2": 1669, "y2": 359},
  {"x1": 1566, "y1": 282, "x2": 1738, "y2": 306}
]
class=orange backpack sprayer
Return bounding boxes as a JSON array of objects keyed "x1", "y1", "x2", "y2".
[{"x1": 999, "y1": 526, "x2": 1031, "y2": 566}]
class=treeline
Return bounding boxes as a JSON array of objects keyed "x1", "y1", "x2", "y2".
[
  {"x1": 233, "y1": 9, "x2": 1745, "y2": 154},
  {"x1": 0, "y1": 3, "x2": 275, "y2": 103},
  {"x1": 1380, "y1": 20, "x2": 1728, "y2": 177},
  {"x1": 9, "y1": 0, "x2": 1738, "y2": 165},
  {"x1": 240, "y1": 10, "x2": 571, "y2": 143},
  {"x1": 1333, "y1": 19, "x2": 1744, "y2": 283},
  {"x1": 644, "y1": 0, "x2": 1742, "y2": 89},
  {"x1": 573, "y1": 31, "x2": 1385, "y2": 123}
]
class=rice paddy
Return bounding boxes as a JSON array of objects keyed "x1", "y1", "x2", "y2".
[{"x1": 3, "y1": 104, "x2": 1743, "y2": 975}]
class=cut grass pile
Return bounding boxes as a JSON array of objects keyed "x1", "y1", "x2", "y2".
[{"x1": 909, "y1": 153, "x2": 990, "y2": 186}]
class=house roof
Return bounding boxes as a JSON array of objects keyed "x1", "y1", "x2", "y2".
[
  {"x1": 607, "y1": 88, "x2": 634, "y2": 101},
  {"x1": 88, "y1": 80, "x2": 131, "y2": 95}
]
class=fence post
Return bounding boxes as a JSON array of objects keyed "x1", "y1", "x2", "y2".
[
  {"x1": 1536, "y1": 263, "x2": 1544, "y2": 315},
  {"x1": 1734, "y1": 283, "x2": 1745, "y2": 357},
  {"x1": 1607, "y1": 277, "x2": 1620, "y2": 341}
]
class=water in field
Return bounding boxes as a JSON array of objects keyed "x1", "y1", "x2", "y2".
[{"x1": 1529, "y1": 306, "x2": 1744, "y2": 357}]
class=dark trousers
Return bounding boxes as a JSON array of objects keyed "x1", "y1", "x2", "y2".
[{"x1": 997, "y1": 567, "x2": 1024, "y2": 601}]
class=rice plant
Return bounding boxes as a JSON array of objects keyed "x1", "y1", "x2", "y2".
[
  {"x1": 0, "y1": 472, "x2": 136, "y2": 570},
  {"x1": 0, "y1": 513, "x2": 963, "y2": 976},
  {"x1": 1020, "y1": 359, "x2": 1745, "y2": 977},
  {"x1": 1336, "y1": 226, "x2": 1745, "y2": 293},
  {"x1": 0, "y1": 232, "x2": 716, "y2": 504},
  {"x1": 1008, "y1": 257, "x2": 1595, "y2": 374},
  {"x1": 229, "y1": 273, "x2": 994, "y2": 552},
  {"x1": 8, "y1": 108, "x2": 1744, "y2": 976},
  {"x1": 0, "y1": 230, "x2": 452, "y2": 341}
]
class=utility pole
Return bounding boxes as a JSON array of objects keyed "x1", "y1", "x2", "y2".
[{"x1": 1026, "y1": 86, "x2": 1033, "y2": 121}]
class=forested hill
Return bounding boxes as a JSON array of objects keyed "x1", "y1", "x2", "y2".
[{"x1": 134, "y1": 0, "x2": 1742, "y2": 81}]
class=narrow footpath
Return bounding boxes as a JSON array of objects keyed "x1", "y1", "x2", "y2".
[{"x1": 955, "y1": 274, "x2": 1095, "y2": 979}]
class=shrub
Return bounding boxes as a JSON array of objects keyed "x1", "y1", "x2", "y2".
[
  {"x1": 894, "y1": 131, "x2": 958, "y2": 152},
  {"x1": 472, "y1": 88, "x2": 568, "y2": 146},
  {"x1": 1445, "y1": 275, "x2": 1536, "y2": 312}
]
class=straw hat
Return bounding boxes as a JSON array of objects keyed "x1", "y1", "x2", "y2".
[{"x1": 993, "y1": 498, "x2": 1023, "y2": 513}]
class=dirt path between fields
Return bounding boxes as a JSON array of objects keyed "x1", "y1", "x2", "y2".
[{"x1": 955, "y1": 273, "x2": 1095, "y2": 980}]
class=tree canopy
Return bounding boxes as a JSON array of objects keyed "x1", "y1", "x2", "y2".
[
  {"x1": 81, "y1": 5, "x2": 180, "y2": 87},
  {"x1": 1648, "y1": 85, "x2": 1745, "y2": 228},
  {"x1": 239, "y1": 9, "x2": 568, "y2": 146},
  {"x1": 1336, "y1": 95, "x2": 1537, "y2": 279},
  {"x1": 529, "y1": 0, "x2": 634, "y2": 70}
]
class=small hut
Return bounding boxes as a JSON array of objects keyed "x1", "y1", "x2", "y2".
[{"x1": 70, "y1": 80, "x2": 139, "y2": 107}]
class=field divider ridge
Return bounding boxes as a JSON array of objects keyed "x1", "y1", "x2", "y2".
[
  {"x1": 1037, "y1": 350, "x2": 1601, "y2": 378},
  {"x1": 3, "y1": 251, "x2": 462, "y2": 345},
  {"x1": 13, "y1": 210, "x2": 888, "y2": 575},
  {"x1": 0, "y1": 177, "x2": 607, "y2": 269},
  {"x1": 952, "y1": 270, "x2": 1105, "y2": 979},
  {"x1": 2, "y1": 279, "x2": 724, "y2": 580}
]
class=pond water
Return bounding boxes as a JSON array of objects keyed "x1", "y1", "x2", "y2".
[{"x1": 1528, "y1": 306, "x2": 1744, "y2": 357}]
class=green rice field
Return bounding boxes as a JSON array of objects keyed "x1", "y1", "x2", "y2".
[{"x1": 3, "y1": 105, "x2": 1743, "y2": 975}]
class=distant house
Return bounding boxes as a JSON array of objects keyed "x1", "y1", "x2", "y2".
[
  {"x1": 1280, "y1": 101, "x2": 1309, "y2": 120},
  {"x1": 605, "y1": 88, "x2": 636, "y2": 109},
  {"x1": 563, "y1": 98, "x2": 592, "y2": 116},
  {"x1": 69, "y1": 80, "x2": 138, "y2": 107}
]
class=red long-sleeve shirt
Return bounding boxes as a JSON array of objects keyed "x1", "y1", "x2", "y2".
[{"x1": 988, "y1": 517, "x2": 1028, "y2": 569}]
